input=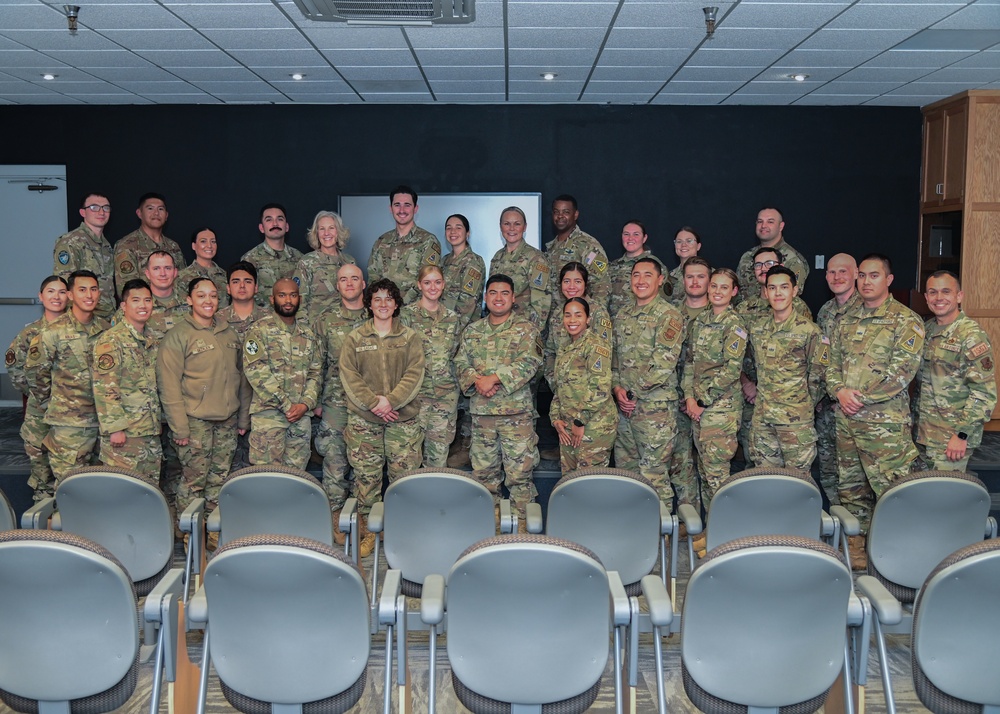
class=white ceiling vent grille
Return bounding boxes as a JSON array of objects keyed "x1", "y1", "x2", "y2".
[{"x1": 293, "y1": 0, "x2": 474, "y2": 25}]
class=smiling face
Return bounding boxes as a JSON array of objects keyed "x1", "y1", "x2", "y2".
[
  {"x1": 825, "y1": 254, "x2": 857, "y2": 298},
  {"x1": 69, "y1": 276, "x2": 100, "y2": 317},
  {"x1": 621, "y1": 223, "x2": 647, "y2": 257},
  {"x1": 144, "y1": 254, "x2": 177, "y2": 295},
  {"x1": 755, "y1": 208, "x2": 783, "y2": 246},
  {"x1": 316, "y1": 216, "x2": 339, "y2": 252},
  {"x1": 563, "y1": 300, "x2": 589, "y2": 340},
  {"x1": 391, "y1": 193, "x2": 417, "y2": 230},
  {"x1": 485, "y1": 281, "x2": 514, "y2": 320},
  {"x1": 765, "y1": 273, "x2": 797, "y2": 315},
  {"x1": 418, "y1": 269, "x2": 444, "y2": 303},
  {"x1": 187, "y1": 280, "x2": 219, "y2": 324},
  {"x1": 561, "y1": 269, "x2": 587, "y2": 299},
  {"x1": 192, "y1": 229, "x2": 217, "y2": 262},
  {"x1": 122, "y1": 286, "x2": 153, "y2": 328},
  {"x1": 39, "y1": 279, "x2": 68, "y2": 315},
  {"x1": 674, "y1": 229, "x2": 700, "y2": 260},
  {"x1": 500, "y1": 210, "x2": 526, "y2": 247},
  {"x1": 630, "y1": 260, "x2": 664, "y2": 306},
  {"x1": 924, "y1": 274, "x2": 962, "y2": 323},
  {"x1": 708, "y1": 274, "x2": 737, "y2": 309},
  {"x1": 271, "y1": 278, "x2": 300, "y2": 318},
  {"x1": 259, "y1": 208, "x2": 288, "y2": 242},
  {"x1": 445, "y1": 217, "x2": 469, "y2": 249},
  {"x1": 369, "y1": 289, "x2": 396, "y2": 322}
]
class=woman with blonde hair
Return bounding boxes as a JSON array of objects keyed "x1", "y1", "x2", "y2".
[{"x1": 295, "y1": 210, "x2": 357, "y2": 320}]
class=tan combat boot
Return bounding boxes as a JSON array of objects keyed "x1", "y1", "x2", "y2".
[
  {"x1": 847, "y1": 535, "x2": 868, "y2": 571},
  {"x1": 359, "y1": 514, "x2": 376, "y2": 559},
  {"x1": 447, "y1": 433, "x2": 472, "y2": 468},
  {"x1": 331, "y1": 509, "x2": 346, "y2": 546}
]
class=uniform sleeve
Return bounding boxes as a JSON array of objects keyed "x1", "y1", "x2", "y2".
[
  {"x1": 339, "y1": 332, "x2": 378, "y2": 411},
  {"x1": 92, "y1": 338, "x2": 129, "y2": 435},
  {"x1": 495, "y1": 324, "x2": 543, "y2": 394},
  {"x1": 6, "y1": 326, "x2": 35, "y2": 395},
  {"x1": 826, "y1": 321, "x2": 847, "y2": 400},
  {"x1": 385, "y1": 334, "x2": 425, "y2": 410},
  {"x1": 453, "y1": 256, "x2": 485, "y2": 331},
  {"x1": 155, "y1": 330, "x2": 191, "y2": 439},
  {"x1": 861, "y1": 314, "x2": 924, "y2": 406},
  {"x1": 529, "y1": 258, "x2": 552, "y2": 326},
  {"x1": 786, "y1": 248, "x2": 810, "y2": 292},
  {"x1": 639, "y1": 311, "x2": 684, "y2": 392},
  {"x1": 957, "y1": 329, "x2": 998, "y2": 432},
  {"x1": 571, "y1": 340, "x2": 613, "y2": 425},
  {"x1": 295, "y1": 258, "x2": 313, "y2": 320},
  {"x1": 367, "y1": 238, "x2": 386, "y2": 283},
  {"x1": 302, "y1": 336, "x2": 323, "y2": 410},
  {"x1": 585, "y1": 243, "x2": 611, "y2": 309},
  {"x1": 807, "y1": 329, "x2": 830, "y2": 409},
  {"x1": 543, "y1": 310, "x2": 560, "y2": 389},
  {"x1": 453, "y1": 331, "x2": 479, "y2": 397},
  {"x1": 24, "y1": 331, "x2": 54, "y2": 407},
  {"x1": 705, "y1": 320, "x2": 747, "y2": 406},
  {"x1": 53, "y1": 236, "x2": 79, "y2": 278},
  {"x1": 243, "y1": 327, "x2": 287, "y2": 413}
]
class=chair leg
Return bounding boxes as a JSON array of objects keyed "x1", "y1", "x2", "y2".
[{"x1": 169, "y1": 600, "x2": 201, "y2": 714}]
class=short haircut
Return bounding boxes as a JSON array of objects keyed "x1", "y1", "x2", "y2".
[
  {"x1": 190, "y1": 227, "x2": 215, "y2": 243},
  {"x1": 711, "y1": 267, "x2": 740, "y2": 291},
  {"x1": 486, "y1": 273, "x2": 514, "y2": 292},
  {"x1": 553, "y1": 194, "x2": 578, "y2": 211},
  {"x1": 137, "y1": 192, "x2": 166, "y2": 208},
  {"x1": 559, "y1": 261, "x2": 589, "y2": 287},
  {"x1": 389, "y1": 185, "x2": 417, "y2": 204},
  {"x1": 753, "y1": 245, "x2": 784, "y2": 263},
  {"x1": 79, "y1": 192, "x2": 109, "y2": 210},
  {"x1": 187, "y1": 276, "x2": 217, "y2": 296},
  {"x1": 40, "y1": 275, "x2": 68, "y2": 292},
  {"x1": 417, "y1": 264, "x2": 444, "y2": 282},
  {"x1": 860, "y1": 252, "x2": 892, "y2": 275},
  {"x1": 564, "y1": 296, "x2": 590, "y2": 317},
  {"x1": 259, "y1": 202, "x2": 287, "y2": 223},
  {"x1": 227, "y1": 261, "x2": 258, "y2": 282},
  {"x1": 306, "y1": 210, "x2": 350, "y2": 251},
  {"x1": 120, "y1": 278, "x2": 151, "y2": 301},
  {"x1": 68, "y1": 269, "x2": 99, "y2": 290},
  {"x1": 765, "y1": 265, "x2": 797, "y2": 287},
  {"x1": 759, "y1": 206, "x2": 784, "y2": 222},
  {"x1": 684, "y1": 256, "x2": 712, "y2": 275},
  {"x1": 632, "y1": 257, "x2": 662, "y2": 275},
  {"x1": 927, "y1": 269, "x2": 961, "y2": 289},
  {"x1": 364, "y1": 278, "x2": 403, "y2": 317},
  {"x1": 144, "y1": 250, "x2": 175, "y2": 269}
]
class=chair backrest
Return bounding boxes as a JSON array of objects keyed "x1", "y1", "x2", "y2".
[
  {"x1": 203, "y1": 534, "x2": 370, "y2": 707},
  {"x1": 382, "y1": 468, "x2": 496, "y2": 589},
  {"x1": 217, "y1": 466, "x2": 333, "y2": 547},
  {"x1": 912, "y1": 539, "x2": 1000, "y2": 711},
  {"x1": 0, "y1": 529, "x2": 139, "y2": 710},
  {"x1": 545, "y1": 467, "x2": 661, "y2": 587},
  {"x1": 0, "y1": 488, "x2": 15, "y2": 530},
  {"x1": 445, "y1": 534, "x2": 610, "y2": 708},
  {"x1": 868, "y1": 471, "x2": 991, "y2": 593},
  {"x1": 682, "y1": 534, "x2": 851, "y2": 711},
  {"x1": 56, "y1": 466, "x2": 173, "y2": 584},
  {"x1": 707, "y1": 467, "x2": 825, "y2": 550}
]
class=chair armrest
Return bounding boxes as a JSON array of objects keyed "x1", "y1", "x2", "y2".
[
  {"x1": 420, "y1": 574, "x2": 446, "y2": 626},
  {"x1": 820, "y1": 511, "x2": 835, "y2": 537},
  {"x1": 368, "y1": 501, "x2": 384, "y2": 534},
  {"x1": 677, "y1": 503, "x2": 702, "y2": 535},
  {"x1": 607, "y1": 571, "x2": 630, "y2": 626},
  {"x1": 144, "y1": 568, "x2": 185, "y2": 623},
  {"x1": 379, "y1": 569, "x2": 403, "y2": 626},
  {"x1": 179, "y1": 499, "x2": 205, "y2": 534},
  {"x1": 206, "y1": 507, "x2": 221, "y2": 533},
  {"x1": 640, "y1": 574, "x2": 674, "y2": 627},
  {"x1": 525, "y1": 503, "x2": 543, "y2": 533},
  {"x1": 830, "y1": 506, "x2": 860, "y2": 536},
  {"x1": 499, "y1": 500, "x2": 514, "y2": 534},
  {"x1": 856, "y1": 575, "x2": 903, "y2": 625},
  {"x1": 187, "y1": 587, "x2": 209, "y2": 626},
  {"x1": 340, "y1": 498, "x2": 358, "y2": 536},
  {"x1": 21, "y1": 497, "x2": 56, "y2": 529},
  {"x1": 986, "y1": 516, "x2": 997, "y2": 540}
]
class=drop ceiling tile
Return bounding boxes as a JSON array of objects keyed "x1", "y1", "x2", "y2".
[
  {"x1": 422, "y1": 65, "x2": 502, "y2": 80},
  {"x1": 777, "y1": 49, "x2": 882, "y2": 66},
  {"x1": 724, "y1": 2, "x2": 847, "y2": 29},
  {"x1": 913, "y1": 66, "x2": 999, "y2": 81},
  {"x1": 101, "y1": 29, "x2": 217, "y2": 50},
  {"x1": 0, "y1": 5, "x2": 65, "y2": 30},
  {"x1": 765, "y1": 66, "x2": 848, "y2": 80},
  {"x1": 674, "y1": 65, "x2": 763, "y2": 81},
  {"x1": 889, "y1": 80, "x2": 989, "y2": 93},
  {"x1": 894, "y1": 28, "x2": 1000, "y2": 50},
  {"x1": 507, "y1": 2, "x2": 618, "y2": 27},
  {"x1": 255, "y1": 66, "x2": 343, "y2": 81},
  {"x1": 428, "y1": 79, "x2": 506, "y2": 92},
  {"x1": 76, "y1": 4, "x2": 189, "y2": 30},
  {"x1": 811, "y1": 80, "x2": 904, "y2": 92},
  {"x1": 115, "y1": 79, "x2": 196, "y2": 93},
  {"x1": 284, "y1": 93, "x2": 359, "y2": 102},
  {"x1": 81, "y1": 95, "x2": 155, "y2": 105},
  {"x1": 52, "y1": 49, "x2": 158, "y2": 67},
  {"x1": 741, "y1": 80, "x2": 821, "y2": 93},
  {"x1": 615, "y1": 2, "x2": 719, "y2": 28},
  {"x1": 2, "y1": 65, "x2": 99, "y2": 81},
  {"x1": 657, "y1": 79, "x2": 746, "y2": 93},
  {"x1": 414, "y1": 48, "x2": 506, "y2": 65},
  {"x1": 830, "y1": 3, "x2": 962, "y2": 30},
  {"x1": 605, "y1": 27, "x2": 699, "y2": 49},
  {"x1": 134, "y1": 49, "x2": 240, "y2": 67},
  {"x1": 839, "y1": 66, "x2": 935, "y2": 81},
  {"x1": 508, "y1": 92, "x2": 580, "y2": 101},
  {"x1": 586, "y1": 79, "x2": 667, "y2": 92},
  {"x1": 862, "y1": 49, "x2": 975, "y2": 66},
  {"x1": 724, "y1": 93, "x2": 797, "y2": 104},
  {"x1": 435, "y1": 93, "x2": 507, "y2": 102},
  {"x1": 800, "y1": 29, "x2": 917, "y2": 50},
  {"x1": 269, "y1": 79, "x2": 350, "y2": 92},
  {"x1": 508, "y1": 28, "x2": 607, "y2": 48},
  {"x1": 581, "y1": 93, "x2": 652, "y2": 103},
  {"x1": 339, "y1": 66, "x2": 422, "y2": 81},
  {"x1": 302, "y1": 27, "x2": 406, "y2": 50},
  {"x1": 598, "y1": 48, "x2": 692, "y2": 65},
  {"x1": 167, "y1": 4, "x2": 295, "y2": 30},
  {"x1": 322, "y1": 49, "x2": 415, "y2": 65},
  {"x1": 203, "y1": 29, "x2": 312, "y2": 50},
  {"x1": 56, "y1": 81, "x2": 133, "y2": 94},
  {"x1": 590, "y1": 65, "x2": 675, "y2": 81},
  {"x1": 189, "y1": 80, "x2": 275, "y2": 93},
  {"x1": 865, "y1": 95, "x2": 937, "y2": 105},
  {"x1": 0, "y1": 36, "x2": 30, "y2": 50},
  {"x1": 6, "y1": 93, "x2": 85, "y2": 103},
  {"x1": 168, "y1": 66, "x2": 258, "y2": 80},
  {"x1": 952, "y1": 50, "x2": 1000, "y2": 68},
  {"x1": 211, "y1": 91, "x2": 287, "y2": 101},
  {"x1": 508, "y1": 80, "x2": 585, "y2": 93},
  {"x1": 508, "y1": 48, "x2": 598, "y2": 64},
  {"x1": 934, "y1": 4, "x2": 1000, "y2": 30},
  {"x1": 230, "y1": 48, "x2": 328, "y2": 66},
  {"x1": 1, "y1": 30, "x2": 124, "y2": 51},
  {"x1": 353, "y1": 78, "x2": 426, "y2": 92},
  {"x1": 0, "y1": 80, "x2": 58, "y2": 94},
  {"x1": 795, "y1": 94, "x2": 880, "y2": 105},
  {"x1": 466, "y1": 0, "x2": 503, "y2": 27},
  {"x1": 144, "y1": 94, "x2": 225, "y2": 104},
  {"x1": 362, "y1": 92, "x2": 434, "y2": 102},
  {"x1": 404, "y1": 27, "x2": 503, "y2": 49},
  {"x1": 72, "y1": 66, "x2": 178, "y2": 82},
  {"x1": 695, "y1": 27, "x2": 815, "y2": 50},
  {"x1": 651, "y1": 93, "x2": 728, "y2": 105},
  {"x1": 691, "y1": 48, "x2": 788, "y2": 66},
  {"x1": 509, "y1": 65, "x2": 590, "y2": 81}
]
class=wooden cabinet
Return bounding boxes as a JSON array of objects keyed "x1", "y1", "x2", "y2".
[{"x1": 918, "y1": 90, "x2": 1000, "y2": 419}]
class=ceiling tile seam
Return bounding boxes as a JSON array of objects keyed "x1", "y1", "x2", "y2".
[
  {"x1": 503, "y1": 0, "x2": 509, "y2": 101},
  {"x1": 576, "y1": 0, "x2": 626, "y2": 102},
  {"x1": 269, "y1": 0, "x2": 364, "y2": 101},
  {"x1": 401, "y1": 28, "x2": 435, "y2": 101},
  {"x1": 647, "y1": 2, "x2": 742, "y2": 105}
]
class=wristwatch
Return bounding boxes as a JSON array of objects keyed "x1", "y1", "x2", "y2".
[
  {"x1": 957, "y1": 431, "x2": 969, "y2": 441},
  {"x1": 697, "y1": 399, "x2": 707, "y2": 409},
  {"x1": 573, "y1": 419, "x2": 585, "y2": 428}
]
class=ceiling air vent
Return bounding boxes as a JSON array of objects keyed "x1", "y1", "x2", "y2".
[{"x1": 293, "y1": 0, "x2": 474, "y2": 25}]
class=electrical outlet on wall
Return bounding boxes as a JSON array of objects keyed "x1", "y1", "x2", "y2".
[{"x1": 815, "y1": 255, "x2": 825, "y2": 269}]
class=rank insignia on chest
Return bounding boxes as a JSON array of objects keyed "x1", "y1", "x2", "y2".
[
  {"x1": 245, "y1": 340, "x2": 259, "y2": 356},
  {"x1": 58, "y1": 251, "x2": 70, "y2": 265}
]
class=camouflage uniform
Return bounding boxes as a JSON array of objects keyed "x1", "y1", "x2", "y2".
[
  {"x1": 489, "y1": 241, "x2": 552, "y2": 327},
  {"x1": 827, "y1": 296, "x2": 924, "y2": 532},
  {"x1": 241, "y1": 242, "x2": 305, "y2": 309},
  {"x1": 176, "y1": 261, "x2": 227, "y2": 300},
  {"x1": 915, "y1": 313, "x2": 997, "y2": 471},
  {"x1": 92, "y1": 320, "x2": 161, "y2": 476},
  {"x1": 217, "y1": 303, "x2": 270, "y2": 469},
  {"x1": 111, "y1": 290, "x2": 190, "y2": 347},
  {"x1": 367, "y1": 226, "x2": 441, "y2": 305},
  {"x1": 244, "y1": 314, "x2": 322, "y2": 470},
  {"x1": 340, "y1": 319, "x2": 425, "y2": 513},
  {"x1": 683, "y1": 306, "x2": 748, "y2": 505},
  {"x1": 815, "y1": 291, "x2": 863, "y2": 505},
  {"x1": 606, "y1": 251, "x2": 667, "y2": 318},
  {"x1": 612, "y1": 297, "x2": 686, "y2": 509},
  {"x1": 53, "y1": 223, "x2": 116, "y2": 319},
  {"x1": 113, "y1": 229, "x2": 186, "y2": 299},
  {"x1": 313, "y1": 304, "x2": 367, "y2": 509},
  {"x1": 551, "y1": 329, "x2": 616, "y2": 472},
  {"x1": 25, "y1": 311, "x2": 110, "y2": 493},
  {"x1": 441, "y1": 247, "x2": 486, "y2": 332},
  {"x1": 8, "y1": 318, "x2": 53, "y2": 496},
  {"x1": 668, "y1": 302, "x2": 710, "y2": 513},
  {"x1": 748, "y1": 311, "x2": 828, "y2": 472},
  {"x1": 454, "y1": 316, "x2": 543, "y2": 514},
  {"x1": 667, "y1": 265, "x2": 684, "y2": 304},
  {"x1": 401, "y1": 303, "x2": 461, "y2": 468},
  {"x1": 735, "y1": 238, "x2": 810, "y2": 300},
  {"x1": 544, "y1": 298, "x2": 612, "y2": 390},
  {"x1": 294, "y1": 250, "x2": 357, "y2": 322},
  {"x1": 157, "y1": 314, "x2": 251, "y2": 511},
  {"x1": 545, "y1": 227, "x2": 610, "y2": 317}
]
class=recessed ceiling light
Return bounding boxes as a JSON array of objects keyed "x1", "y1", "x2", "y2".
[
  {"x1": 291, "y1": 73, "x2": 305, "y2": 80},
  {"x1": 789, "y1": 73, "x2": 809, "y2": 82},
  {"x1": 541, "y1": 72, "x2": 557, "y2": 81},
  {"x1": 42, "y1": 73, "x2": 57, "y2": 80}
]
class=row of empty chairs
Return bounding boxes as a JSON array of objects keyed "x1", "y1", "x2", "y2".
[{"x1": 0, "y1": 465, "x2": 998, "y2": 712}]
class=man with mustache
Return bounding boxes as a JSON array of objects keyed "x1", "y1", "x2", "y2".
[{"x1": 242, "y1": 202, "x2": 304, "y2": 309}]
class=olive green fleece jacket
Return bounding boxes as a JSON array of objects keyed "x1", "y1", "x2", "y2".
[{"x1": 339, "y1": 318, "x2": 425, "y2": 423}]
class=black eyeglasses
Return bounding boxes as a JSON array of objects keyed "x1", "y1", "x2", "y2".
[
  {"x1": 85, "y1": 204, "x2": 112, "y2": 213},
  {"x1": 753, "y1": 260, "x2": 779, "y2": 270}
]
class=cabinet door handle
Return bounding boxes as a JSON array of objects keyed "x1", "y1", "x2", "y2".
[{"x1": 936, "y1": 183, "x2": 944, "y2": 195}]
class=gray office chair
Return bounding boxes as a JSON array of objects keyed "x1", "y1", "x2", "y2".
[
  {"x1": 682, "y1": 534, "x2": 868, "y2": 714},
  {"x1": 20, "y1": 466, "x2": 194, "y2": 659},
  {"x1": 544, "y1": 467, "x2": 683, "y2": 714},
  {"x1": 910, "y1": 539, "x2": 1000, "y2": 713},
  {"x1": 0, "y1": 487, "x2": 15, "y2": 530},
  {"x1": 855, "y1": 470, "x2": 997, "y2": 714},
  {"x1": 0, "y1": 529, "x2": 183, "y2": 714},
  {"x1": 420, "y1": 534, "x2": 636, "y2": 714},
  {"x1": 188, "y1": 533, "x2": 404, "y2": 714}
]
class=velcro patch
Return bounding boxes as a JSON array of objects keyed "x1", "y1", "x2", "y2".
[
  {"x1": 969, "y1": 342, "x2": 990, "y2": 360},
  {"x1": 245, "y1": 339, "x2": 259, "y2": 356},
  {"x1": 591, "y1": 356, "x2": 605, "y2": 372},
  {"x1": 118, "y1": 260, "x2": 135, "y2": 274},
  {"x1": 590, "y1": 258, "x2": 608, "y2": 274},
  {"x1": 97, "y1": 353, "x2": 115, "y2": 371},
  {"x1": 900, "y1": 328, "x2": 923, "y2": 354},
  {"x1": 426, "y1": 252, "x2": 439, "y2": 266},
  {"x1": 595, "y1": 345, "x2": 611, "y2": 358},
  {"x1": 4, "y1": 349, "x2": 15, "y2": 367},
  {"x1": 981, "y1": 356, "x2": 993, "y2": 372},
  {"x1": 467, "y1": 267, "x2": 482, "y2": 280},
  {"x1": 726, "y1": 338, "x2": 745, "y2": 356},
  {"x1": 58, "y1": 251, "x2": 70, "y2": 265}
]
